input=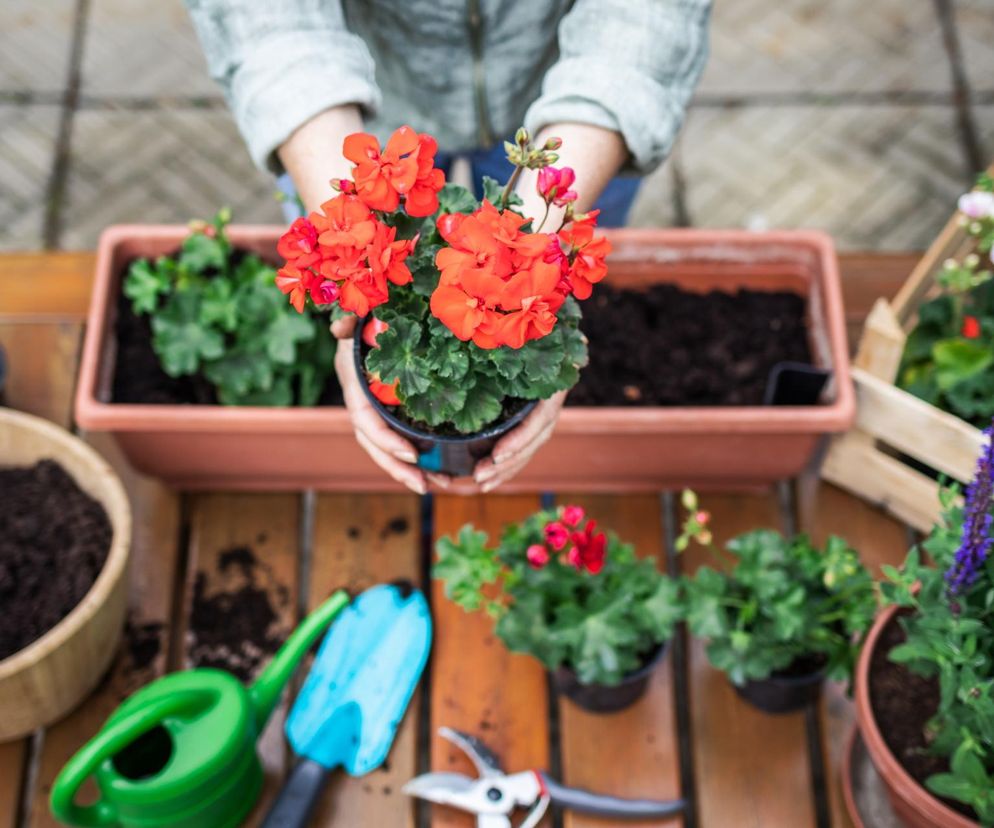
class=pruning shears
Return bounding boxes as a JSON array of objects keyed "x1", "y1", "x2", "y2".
[{"x1": 403, "y1": 727, "x2": 685, "y2": 827}]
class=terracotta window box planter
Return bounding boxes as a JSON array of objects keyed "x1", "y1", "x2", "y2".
[{"x1": 75, "y1": 226, "x2": 854, "y2": 491}]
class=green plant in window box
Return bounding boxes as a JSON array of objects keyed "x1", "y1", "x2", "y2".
[{"x1": 123, "y1": 210, "x2": 335, "y2": 406}]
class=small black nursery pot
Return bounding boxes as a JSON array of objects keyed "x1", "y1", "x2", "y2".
[
  {"x1": 733, "y1": 659, "x2": 827, "y2": 715},
  {"x1": 354, "y1": 319, "x2": 537, "y2": 477},
  {"x1": 552, "y1": 644, "x2": 667, "y2": 714}
]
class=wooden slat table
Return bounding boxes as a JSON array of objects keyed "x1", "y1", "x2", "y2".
[{"x1": 0, "y1": 251, "x2": 918, "y2": 827}]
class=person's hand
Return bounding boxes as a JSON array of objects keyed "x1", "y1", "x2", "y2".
[
  {"x1": 472, "y1": 391, "x2": 567, "y2": 492},
  {"x1": 332, "y1": 315, "x2": 452, "y2": 494}
]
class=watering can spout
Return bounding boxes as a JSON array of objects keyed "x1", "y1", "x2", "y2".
[{"x1": 248, "y1": 591, "x2": 350, "y2": 731}]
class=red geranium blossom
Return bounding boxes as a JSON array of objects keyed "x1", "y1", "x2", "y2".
[
  {"x1": 545, "y1": 521, "x2": 570, "y2": 550},
  {"x1": 526, "y1": 544, "x2": 550, "y2": 569},
  {"x1": 343, "y1": 126, "x2": 445, "y2": 216},
  {"x1": 963, "y1": 315, "x2": 982, "y2": 339},
  {"x1": 558, "y1": 210, "x2": 611, "y2": 300},
  {"x1": 277, "y1": 217, "x2": 321, "y2": 268},
  {"x1": 562, "y1": 505, "x2": 585, "y2": 527},
  {"x1": 368, "y1": 374, "x2": 401, "y2": 405},
  {"x1": 275, "y1": 264, "x2": 320, "y2": 313},
  {"x1": 565, "y1": 519, "x2": 607, "y2": 574}
]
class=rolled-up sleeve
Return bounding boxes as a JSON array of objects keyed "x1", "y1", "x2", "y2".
[
  {"x1": 524, "y1": 0, "x2": 711, "y2": 174},
  {"x1": 185, "y1": 0, "x2": 381, "y2": 173}
]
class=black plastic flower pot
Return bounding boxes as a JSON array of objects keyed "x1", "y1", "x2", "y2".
[
  {"x1": 551, "y1": 643, "x2": 667, "y2": 714},
  {"x1": 733, "y1": 660, "x2": 827, "y2": 715},
  {"x1": 353, "y1": 320, "x2": 537, "y2": 477}
]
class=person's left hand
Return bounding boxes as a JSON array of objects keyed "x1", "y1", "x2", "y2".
[{"x1": 472, "y1": 391, "x2": 567, "y2": 492}]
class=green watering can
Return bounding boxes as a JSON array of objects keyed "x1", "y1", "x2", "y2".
[{"x1": 50, "y1": 592, "x2": 349, "y2": 828}]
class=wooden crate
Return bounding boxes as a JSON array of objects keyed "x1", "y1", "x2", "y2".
[{"x1": 822, "y1": 167, "x2": 993, "y2": 532}]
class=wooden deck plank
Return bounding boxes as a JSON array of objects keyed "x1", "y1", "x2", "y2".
[
  {"x1": 431, "y1": 495, "x2": 548, "y2": 828},
  {"x1": 0, "y1": 741, "x2": 25, "y2": 828},
  {"x1": 181, "y1": 493, "x2": 301, "y2": 827},
  {"x1": 681, "y1": 492, "x2": 817, "y2": 828},
  {"x1": 0, "y1": 252, "x2": 96, "y2": 319},
  {"x1": 0, "y1": 321, "x2": 81, "y2": 426},
  {"x1": 802, "y1": 482, "x2": 910, "y2": 828},
  {"x1": 556, "y1": 494, "x2": 684, "y2": 828},
  {"x1": 307, "y1": 493, "x2": 423, "y2": 827}
]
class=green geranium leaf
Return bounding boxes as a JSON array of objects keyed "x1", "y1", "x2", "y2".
[
  {"x1": 434, "y1": 525, "x2": 500, "y2": 612},
  {"x1": 450, "y1": 377, "x2": 504, "y2": 433},
  {"x1": 151, "y1": 292, "x2": 224, "y2": 376},
  {"x1": 179, "y1": 231, "x2": 227, "y2": 273},
  {"x1": 124, "y1": 258, "x2": 171, "y2": 315},
  {"x1": 203, "y1": 349, "x2": 273, "y2": 397},
  {"x1": 933, "y1": 339, "x2": 993, "y2": 390},
  {"x1": 264, "y1": 311, "x2": 315, "y2": 364},
  {"x1": 219, "y1": 374, "x2": 293, "y2": 406},
  {"x1": 437, "y1": 183, "x2": 479, "y2": 216},
  {"x1": 199, "y1": 277, "x2": 239, "y2": 332}
]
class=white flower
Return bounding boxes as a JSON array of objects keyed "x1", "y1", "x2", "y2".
[{"x1": 958, "y1": 190, "x2": 994, "y2": 220}]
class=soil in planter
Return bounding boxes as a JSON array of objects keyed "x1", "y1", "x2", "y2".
[
  {"x1": 0, "y1": 460, "x2": 113, "y2": 661},
  {"x1": 568, "y1": 284, "x2": 812, "y2": 406},
  {"x1": 870, "y1": 615, "x2": 978, "y2": 822},
  {"x1": 111, "y1": 281, "x2": 344, "y2": 406}
]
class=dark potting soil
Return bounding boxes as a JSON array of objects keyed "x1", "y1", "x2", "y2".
[
  {"x1": 568, "y1": 284, "x2": 812, "y2": 406},
  {"x1": 773, "y1": 651, "x2": 827, "y2": 679},
  {"x1": 187, "y1": 545, "x2": 289, "y2": 682},
  {"x1": 0, "y1": 460, "x2": 113, "y2": 661},
  {"x1": 870, "y1": 615, "x2": 978, "y2": 822},
  {"x1": 111, "y1": 280, "x2": 344, "y2": 406}
]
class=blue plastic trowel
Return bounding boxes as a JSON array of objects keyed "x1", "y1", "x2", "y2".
[{"x1": 261, "y1": 583, "x2": 432, "y2": 827}]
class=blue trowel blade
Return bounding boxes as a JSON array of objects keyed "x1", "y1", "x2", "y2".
[{"x1": 286, "y1": 584, "x2": 432, "y2": 775}]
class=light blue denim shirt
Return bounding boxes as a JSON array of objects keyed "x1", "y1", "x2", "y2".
[{"x1": 185, "y1": 0, "x2": 711, "y2": 175}]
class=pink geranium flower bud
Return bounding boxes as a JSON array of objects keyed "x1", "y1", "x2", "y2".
[
  {"x1": 562, "y1": 505, "x2": 585, "y2": 527},
  {"x1": 537, "y1": 166, "x2": 578, "y2": 208},
  {"x1": 526, "y1": 544, "x2": 550, "y2": 568},
  {"x1": 311, "y1": 279, "x2": 340, "y2": 305}
]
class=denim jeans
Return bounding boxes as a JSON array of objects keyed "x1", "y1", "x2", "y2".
[{"x1": 277, "y1": 142, "x2": 640, "y2": 227}]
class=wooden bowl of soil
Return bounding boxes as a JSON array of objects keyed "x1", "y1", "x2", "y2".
[{"x1": 0, "y1": 407, "x2": 131, "y2": 741}]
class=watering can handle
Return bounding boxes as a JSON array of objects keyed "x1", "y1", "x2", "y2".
[{"x1": 50, "y1": 691, "x2": 208, "y2": 827}]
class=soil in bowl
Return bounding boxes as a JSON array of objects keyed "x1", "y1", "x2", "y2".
[
  {"x1": 111, "y1": 278, "x2": 344, "y2": 406},
  {"x1": 567, "y1": 284, "x2": 812, "y2": 406},
  {"x1": 869, "y1": 614, "x2": 978, "y2": 822},
  {"x1": 0, "y1": 459, "x2": 113, "y2": 661}
]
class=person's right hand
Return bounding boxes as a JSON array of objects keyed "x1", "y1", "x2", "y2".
[{"x1": 333, "y1": 315, "x2": 449, "y2": 494}]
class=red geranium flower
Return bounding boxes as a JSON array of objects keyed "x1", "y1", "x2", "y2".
[
  {"x1": 406, "y1": 133, "x2": 446, "y2": 217},
  {"x1": 344, "y1": 126, "x2": 445, "y2": 216},
  {"x1": 562, "y1": 505, "x2": 585, "y2": 527},
  {"x1": 312, "y1": 193, "x2": 376, "y2": 248},
  {"x1": 526, "y1": 544, "x2": 550, "y2": 568},
  {"x1": 277, "y1": 217, "x2": 321, "y2": 267},
  {"x1": 275, "y1": 265, "x2": 319, "y2": 313},
  {"x1": 963, "y1": 315, "x2": 982, "y2": 339},
  {"x1": 368, "y1": 374, "x2": 401, "y2": 406},
  {"x1": 545, "y1": 521, "x2": 570, "y2": 550},
  {"x1": 558, "y1": 210, "x2": 611, "y2": 300},
  {"x1": 566, "y1": 519, "x2": 607, "y2": 574}
]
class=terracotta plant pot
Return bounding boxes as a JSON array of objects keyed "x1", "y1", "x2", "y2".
[
  {"x1": 0, "y1": 408, "x2": 132, "y2": 741},
  {"x1": 551, "y1": 644, "x2": 666, "y2": 714},
  {"x1": 75, "y1": 226, "x2": 853, "y2": 491},
  {"x1": 733, "y1": 661, "x2": 826, "y2": 714},
  {"x1": 854, "y1": 605, "x2": 979, "y2": 828}
]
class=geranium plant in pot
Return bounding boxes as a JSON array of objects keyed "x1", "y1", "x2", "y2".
[
  {"x1": 434, "y1": 504, "x2": 682, "y2": 713},
  {"x1": 678, "y1": 491, "x2": 876, "y2": 714},
  {"x1": 275, "y1": 126, "x2": 608, "y2": 476},
  {"x1": 857, "y1": 428, "x2": 994, "y2": 828},
  {"x1": 897, "y1": 173, "x2": 994, "y2": 426},
  {"x1": 121, "y1": 209, "x2": 335, "y2": 406}
]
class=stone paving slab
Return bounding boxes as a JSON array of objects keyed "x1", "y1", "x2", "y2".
[
  {"x1": 954, "y1": 0, "x2": 994, "y2": 94},
  {"x1": 0, "y1": 106, "x2": 59, "y2": 251},
  {"x1": 699, "y1": 0, "x2": 952, "y2": 96},
  {"x1": 670, "y1": 105, "x2": 970, "y2": 250},
  {"x1": 60, "y1": 109, "x2": 282, "y2": 249},
  {"x1": 0, "y1": 1, "x2": 75, "y2": 94},
  {"x1": 80, "y1": 0, "x2": 217, "y2": 98}
]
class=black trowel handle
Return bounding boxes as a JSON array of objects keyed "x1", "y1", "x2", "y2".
[{"x1": 260, "y1": 758, "x2": 328, "y2": 828}]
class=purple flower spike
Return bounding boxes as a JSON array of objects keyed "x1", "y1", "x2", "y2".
[{"x1": 946, "y1": 423, "x2": 994, "y2": 595}]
